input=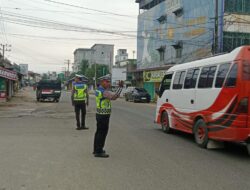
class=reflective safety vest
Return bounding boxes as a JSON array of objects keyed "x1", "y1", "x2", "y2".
[
  {"x1": 73, "y1": 83, "x2": 87, "y2": 101},
  {"x1": 96, "y1": 88, "x2": 111, "y2": 115}
]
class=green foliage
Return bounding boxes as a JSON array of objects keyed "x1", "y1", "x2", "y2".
[
  {"x1": 78, "y1": 60, "x2": 109, "y2": 84},
  {"x1": 79, "y1": 60, "x2": 89, "y2": 75}
]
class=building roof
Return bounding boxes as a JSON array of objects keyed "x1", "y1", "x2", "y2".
[
  {"x1": 74, "y1": 44, "x2": 114, "y2": 54},
  {"x1": 91, "y1": 44, "x2": 114, "y2": 49},
  {"x1": 74, "y1": 48, "x2": 92, "y2": 54}
]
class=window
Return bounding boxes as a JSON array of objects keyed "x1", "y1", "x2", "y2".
[
  {"x1": 157, "y1": 15, "x2": 167, "y2": 24},
  {"x1": 157, "y1": 46, "x2": 165, "y2": 61},
  {"x1": 198, "y1": 66, "x2": 217, "y2": 88},
  {"x1": 215, "y1": 63, "x2": 231, "y2": 88},
  {"x1": 159, "y1": 74, "x2": 173, "y2": 97},
  {"x1": 176, "y1": 48, "x2": 182, "y2": 58},
  {"x1": 184, "y1": 69, "x2": 200, "y2": 89},
  {"x1": 173, "y1": 71, "x2": 186, "y2": 89},
  {"x1": 223, "y1": 32, "x2": 250, "y2": 52},
  {"x1": 172, "y1": 41, "x2": 183, "y2": 58},
  {"x1": 160, "y1": 51, "x2": 165, "y2": 61},
  {"x1": 225, "y1": 64, "x2": 238, "y2": 87},
  {"x1": 173, "y1": 7, "x2": 183, "y2": 17},
  {"x1": 243, "y1": 61, "x2": 250, "y2": 80},
  {"x1": 225, "y1": 0, "x2": 250, "y2": 14},
  {"x1": 139, "y1": 0, "x2": 165, "y2": 10}
]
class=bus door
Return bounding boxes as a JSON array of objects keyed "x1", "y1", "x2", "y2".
[
  {"x1": 156, "y1": 73, "x2": 173, "y2": 123},
  {"x1": 181, "y1": 68, "x2": 200, "y2": 113},
  {"x1": 195, "y1": 66, "x2": 221, "y2": 114},
  {"x1": 168, "y1": 70, "x2": 198, "y2": 132}
]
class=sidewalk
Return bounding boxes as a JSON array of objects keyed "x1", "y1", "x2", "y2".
[{"x1": 0, "y1": 87, "x2": 36, "y2": 110}]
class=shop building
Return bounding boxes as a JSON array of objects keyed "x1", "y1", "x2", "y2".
[{"x1": 0, "y1": 66, "x2": 18, "y2": 102}]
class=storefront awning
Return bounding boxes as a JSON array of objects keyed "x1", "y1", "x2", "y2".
[{"x1": 0, "y1": 67, "x2": 18, "y2": 81}]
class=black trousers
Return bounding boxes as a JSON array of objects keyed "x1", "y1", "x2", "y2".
[
  {"x1": 94, "y1": 114, "x2": 110, "y2": 153},
  {"x1": 74, "y1": 102, "x2": 86, "y2": 127}
]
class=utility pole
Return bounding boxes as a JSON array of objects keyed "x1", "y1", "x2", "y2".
[
  {"x1": 65, "y1": 60, "x2": 70, "y2": 78},
  {"x1": 214, "y1": 0, "x2": 219, "y2": 54},
  {"x1": 109, "y1": 51, "x2": 113, "y2": 87},
  {"x1": 0, "y1": 44, "x2": 11, "y2": 59},
  {"x1": 94, "y1": 62, "x2": 97, "y2": 89}
]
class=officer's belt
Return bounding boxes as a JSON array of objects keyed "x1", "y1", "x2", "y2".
[{"x1": 96, "y1": 108, "x2": 111, "y2": 115}]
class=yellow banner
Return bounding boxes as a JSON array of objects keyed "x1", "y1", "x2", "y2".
[{"x1": 143, "y1": 70, "x2": 168, "y2": 83}]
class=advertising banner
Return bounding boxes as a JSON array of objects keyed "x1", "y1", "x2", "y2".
[
  {"x1": 0, "y1": 67, "x2": 18, "y2": 81},
  {"x1": 143, "y1": 70, "x2": 168, "y2": 82}
]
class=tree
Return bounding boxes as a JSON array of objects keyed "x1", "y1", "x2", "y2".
[
  {"x1": 74, "y1": 61, "x2": 109, "y2": 86},
  {"x1": 85, "y1": 64, "x2": 108, "y2": 84},
  {"x1": 78, "y1": 60, "x2": 89, "y2": 75}
]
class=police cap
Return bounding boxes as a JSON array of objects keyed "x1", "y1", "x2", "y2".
[
  {"x1": 75, "y1": 74, "x2": 89, "y2": 82},
  {"x1": 98, "y1": 74, "x2": 111, "y2": 82}
]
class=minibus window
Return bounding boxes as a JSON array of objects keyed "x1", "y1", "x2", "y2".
[
  {"x1": 159, "y1": 74, "x2": 173, "y2": 97},
  {"x1": 207, "y1": 66, "x2": 217, "y2": 87},
  {"x1": 173, "y1": 71, "x2": 186, "y2": 89},
  {"x1": 198, "y1": 66, "x2": 216, "y2": 88},
  {"x1": 243, "y1": 62, "x2": 250, "y2": 80},
  {"x1": 184, "y1": 69, "x2": 199, "y2": 89},
  {"x1": 215, "y1": 63, "x2": 231, "y2": 88},
  {"x1": 225, "y1": 64, "x2": 238, "y2": 87},
  {"x1": 198, "y1": 67, "x2": 209, "y2": 88}
]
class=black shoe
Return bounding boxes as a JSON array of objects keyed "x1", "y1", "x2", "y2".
[
  {"x1": 80, "y1": 126, "x2": 89, "y2": 130},
  {"x1": 94, "y1": 152, "x2": 109, "y2": 158},
  {"x1": 93, "y1": 150, "x2": 105, "y2": 154},
  {"x1": 76, "y1": 127, "x2": 81, "y2": 130}
]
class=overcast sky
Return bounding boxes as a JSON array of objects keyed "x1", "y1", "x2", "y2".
[{"x1": 0, "y1": 0, "x2": 138, "y2": 73}]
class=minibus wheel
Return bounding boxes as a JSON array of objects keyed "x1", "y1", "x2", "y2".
[
  {"x1": 194, "y1": 119, "x2": 208, "y2": 148},
  {"x1": 161, "y1": 111, "x2": 172, "y2": 134}
]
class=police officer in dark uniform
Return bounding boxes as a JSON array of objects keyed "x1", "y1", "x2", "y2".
[
  {"x1": 71, "y1": 75, "x2": 89, "y2": 130},
  {"x1": 93, "y1": 75, "x2": 120, "y2": 158}
]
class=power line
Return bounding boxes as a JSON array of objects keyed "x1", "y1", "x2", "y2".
[
  {"x1": 1, "y1": 11, "x2": 136, "y2": 37},
  {"x1": 42, "y1": 0, "x2": 136, "y2": 18},
  {"x1": 6, "y1": 33, "x2": 134, "y2": 41},
  {"x1": 0, "y1": 7, "x2": 9, "y2": 43},
  {"x1": 1, "y1": 7, "x2": 135, "y2": 30},
  {"x1": 2, "y1": 10, "x2": 217, "y2": 34}
]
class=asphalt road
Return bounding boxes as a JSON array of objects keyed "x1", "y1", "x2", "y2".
[{"x1": 0, "y1": 88, "x2": 250, "y2": 190}]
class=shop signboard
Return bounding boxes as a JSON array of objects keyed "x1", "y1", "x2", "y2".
[
  {"x1": 19, "y1": 64, "x2": 29, "y2": 76},
  {"x1": 0, "y1": 67, "x2": 18, "y2": 81},
  {"x1": 143, "y1": 70, "x2": 168, "y2": 83}
]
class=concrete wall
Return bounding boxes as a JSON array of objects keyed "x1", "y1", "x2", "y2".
[
  {"x1": 73, "y1": 44, "x2": 114, "y2": 72},
  {"x1": 115, "y1": 49, "x2": 128, "y2": 63},
  {"x1": 74, "y1": 49, "x2": 93, "y2": 72},
  {"x1": 112, "y1": 67, "x2": 126, "y2": 86},
  {"x1": 92, "y1": 44, "x2": 114, "y2": 68}
]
